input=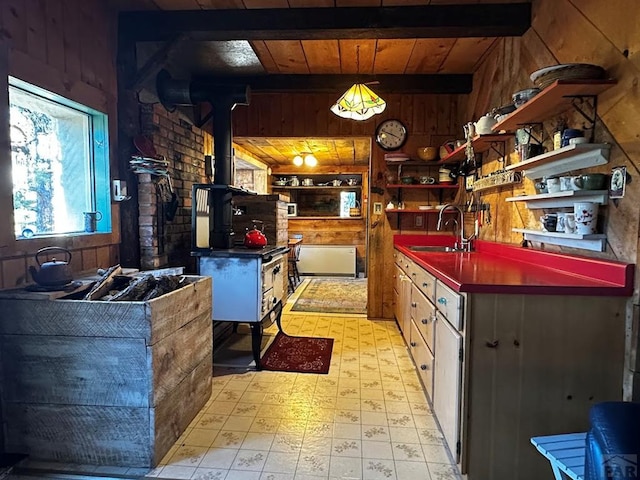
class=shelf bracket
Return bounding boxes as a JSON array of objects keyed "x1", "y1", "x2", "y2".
[
  {"x1": 566, "y1": 95, "x2": 598, "y2": 142},
  {"x1": 489, "y1": 142, "x2": 506, "y2": 163}
]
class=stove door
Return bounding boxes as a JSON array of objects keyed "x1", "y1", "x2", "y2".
[{"x1": 262, "y1": 255, "x2": 285, "y2": 316}]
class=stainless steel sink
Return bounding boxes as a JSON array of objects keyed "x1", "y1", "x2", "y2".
[{"x1": 408, "y1": 245, "x2": 458, "y2": 253}]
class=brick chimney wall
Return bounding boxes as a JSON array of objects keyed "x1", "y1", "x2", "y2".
[{"x1": 137, "y1": 104, "x2": 208, "y2": 272}]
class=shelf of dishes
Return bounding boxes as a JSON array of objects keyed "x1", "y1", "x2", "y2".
[
  {"x1": 438, "y1": 133, "x2": 510, "y2": 163},
  {"x1": 493, "y1": 80, "x2": 617, "y2": 133},
  {"x1": 385, "y1": 184, "x2": 459, "y2": 189},
  {"x1": 385, "y1": 207, "x2": 453, "y2": 213},
  {"x1": 504, "y1": 143, "x2": 610, "y2": 179},
  {"x1": 513, "y1": 228, "x2": 606, "y2": 252},
  {"x1": 272, "y1": 174, "x2": 362, "y2": 187},
  {"x1": 272, "y1": 185, "x2": 361, "y2": 190},
  {"x1": 506, "y1": 189, "x2": 608, "y2": 209}
]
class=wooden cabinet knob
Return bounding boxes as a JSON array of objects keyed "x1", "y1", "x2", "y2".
[
  {"x1": 411, "y1": 302, "x2": 417, "y2": 307},
  {"x1": 410, "y1": 342, "x2": 417, "y2": 347},
  {"x1": 421, "y1": 318, "x2": 428, "y2": 324},
  {"x1": 420, "y1": 364, "x2": 428, "y2": 370}
]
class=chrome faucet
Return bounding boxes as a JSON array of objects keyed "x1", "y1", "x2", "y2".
[{"x1": 437, "y1": 203, "x2": 475, "y2": 251}]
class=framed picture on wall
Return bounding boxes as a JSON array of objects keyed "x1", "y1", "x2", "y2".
[{"x1": 610, "y1": 166, "x2": 627, "y2": 199}]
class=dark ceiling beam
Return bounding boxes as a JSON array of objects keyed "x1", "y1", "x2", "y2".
[
  {"x1": 120, "y1": 4, "x2": 531, "y2": 42},
  {"x1": 187, "y1": 74, "x2": 472, "y2": 94}
]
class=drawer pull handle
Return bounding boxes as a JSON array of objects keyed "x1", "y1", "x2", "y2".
[
  {"x1": 411, "y1": 302, "x2": 417, "y2": 307},
  {"x1": 437, "y1": 297, "x2": 447, "y2": 305},
  {"x1": 410, "y1": 342, "x2": 417, "y2": 347},
  {"x1": 420, "y1": 364, "x2": 428, "y2": 370},
  {"x1": 421, "y1": 318, "x2": 428, "y2": 325},
  {"x1": 412, "y1": 272, "x2": 416, "y2": 276}
]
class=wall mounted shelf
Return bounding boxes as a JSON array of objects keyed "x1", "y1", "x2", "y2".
[
  {"x1": 506, "y1": 189, "x2": 608, "y2": 209},
  {"x1": 385, "y1": 208, "x2": 451, "y2": 214},
  {"x1": 385, "y1": 184, "x2": 459, "y2": 190},
  {"x1": 513, "y1": 228, "x2": 606, "y2": 252},
  {"x1": 493, "y1": 80, "x2": 617, "y2": 133},
  {"x1": 272, "y1": 185, "x2": 361, "y2": 190},
  {"x1": 439, "y1": 133, "x2": 508, "y2": 164},
  {"x1": 504, "y1": 143, "x2": 610, "y2": 179}
]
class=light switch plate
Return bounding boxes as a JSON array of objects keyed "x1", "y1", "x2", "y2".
[{"x1": 415, "y1": 215, "x2": 424, "y2": 227}]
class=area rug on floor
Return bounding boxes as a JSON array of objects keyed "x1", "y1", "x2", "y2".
[
  {"x1": 261, "y1": 332, "x2": 334, "y2": 374},
  {"x1": 291, "y1": 277, "x2": 367, "y2": 314}
]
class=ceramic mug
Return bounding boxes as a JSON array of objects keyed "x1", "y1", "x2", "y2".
[
  {"x1": 575, "y1": 173, "x2": 607, "y2": 190},
  {"x1": 534, "y1": 180, "x2": 548, "y2": 194},
  {"x1": 546, "y1": 177, "x2": 561, "y2": 193},
  {"x1": 557, "y1": 213, "x2": 577, "y2": 234},
  {"x1": 419, "y1": 176, "x2": 436, "y2": 185},
  {"x1": 574, "y1": 202, "x2": 598, "y2": 234},
  {"x1": 540, "y1": 213, "x2": 558, "y2": 232},
  {"x1": 561, "y1": 129, "x2": 584, "y2": 147},
  {"x1": 560, "y1": 176, "x2": 582, "y2": 191}
]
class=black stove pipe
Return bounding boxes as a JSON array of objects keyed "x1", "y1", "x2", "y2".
[{"x1": 156, "y1": 70, "x2": 250, "y2": 249}]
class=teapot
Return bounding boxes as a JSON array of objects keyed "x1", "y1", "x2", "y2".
[
  {"x1": 289, "y1": 176, "x2": 300, "y2": 187},
  {"x1": 474, "y1": 114, "x2": 498, "y2": 135},
  {"x1": 244, "y1": 220, "x2": 268, "y2": 249},
  {"x1": 29, "y1": 247, "x2": 74, "y2": 286}
]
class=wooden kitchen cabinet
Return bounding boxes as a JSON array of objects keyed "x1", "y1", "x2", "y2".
[
  {"x1": 393, "y1": 248, "x2": 626, "y2": 479},
  {"x1": 433, "y1": 311, "x2": 463, "y2": 458}
]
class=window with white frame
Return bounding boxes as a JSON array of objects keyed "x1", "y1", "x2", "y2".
[{"x1": 8, "y1": 77, "x2": 110, "y2": 238}]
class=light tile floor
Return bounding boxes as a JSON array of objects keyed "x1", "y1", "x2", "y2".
[{"x1": 145, "y1": 307, "x2": 462, "y2": 480}]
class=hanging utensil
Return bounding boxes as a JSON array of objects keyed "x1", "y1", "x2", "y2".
[{"x1": 164, "y1": 173, "x2": 179, "y2": 222}]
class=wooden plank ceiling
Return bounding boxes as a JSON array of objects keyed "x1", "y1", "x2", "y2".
[
  {"x1": 112, "y1": 0, "x2": 530, "y2": 165},
  {"x1": 234, "y1": 137, "x2": 372, "y2": 167}
]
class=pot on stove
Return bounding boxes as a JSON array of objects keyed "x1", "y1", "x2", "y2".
[{"x1": 244, "y1": 220, "x2": 268, "y2": 249}]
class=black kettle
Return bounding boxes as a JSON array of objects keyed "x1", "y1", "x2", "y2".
[{"x1": 29, "y1": 247, "x2": 74, "y2": 287}]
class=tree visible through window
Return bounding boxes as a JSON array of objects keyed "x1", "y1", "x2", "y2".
[{"x1": 8, "y1": 78, "x2": 110, "y2": 238}]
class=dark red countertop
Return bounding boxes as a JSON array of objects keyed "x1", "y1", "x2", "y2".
[{"x1": 394, "y1": 235, "x2": 634, "y2": 296}]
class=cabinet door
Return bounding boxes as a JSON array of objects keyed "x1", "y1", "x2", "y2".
[
  {"x1": 401, "y1": 276, "x2": 412, "y2": 344},
  {"x1": 410, "y1": 320, "x2": 434, "y2": 402},
  {"x1": 394, "y1": 265, "x2": 402, "y2": 322},
  {"x1": 434, "y1": 313, "x2": 462, "y2": 460}
]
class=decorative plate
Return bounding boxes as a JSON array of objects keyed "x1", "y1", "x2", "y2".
[{"x1": 530, "y1": 64, "x2": 606, "y2": 90}]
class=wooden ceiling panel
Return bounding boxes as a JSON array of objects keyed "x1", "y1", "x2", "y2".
[
  {"x1": 438, "y1": 37, "x2": 497, "y2": 73},
  {"x1": 151, "y1": 0, "x2": 201, "y2": 9},
  {"x1": 339, "y1": 39, "x2": 376, "y2": 74},
  {"x1": 336, "y1": 0, "x2": 382, "y2": 6},
  {"x1": 264, "y1": 40, "x2": 310, "y2": 73},
  {"x1": 288, "y1": 0, "x2": 335, "y2": 6},
  {"x1": 234, "y1": 137, "x2": 371, "y2": 166},
  {"x1": 251, "y1": 40, "x2": 278, "y2": 72},
  {"x1": 196, "y1": 0, "x2": 245, "y2": 7},
  {"x1": 405, "y1": 38, "x2": 456, "y2": 73},
  {"x1": 374, "y1": 39, "x2": 416, "y2": 74},
  {"x1": 242, "y1": 0, "x2": 290, "y2": 8},
  {"x1": 302, "y1": 40, "x2": 341, "y2": 74}
]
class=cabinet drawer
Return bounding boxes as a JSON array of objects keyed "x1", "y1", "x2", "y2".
[
  {"x1": 409, "y1": 263, "x2": 437, "y2": 303},
  {"x1": 410, "y1": 320, "x2": 434, "y2": 402},
  {"x1": 394, "y1": 250, "x2": 411, "y2": 275},
  {"x1": 411, "y1": 283, "x2": 436, "y2": 353},
  {"x1": 435, "y1": 281, "x2": 463, "y2": 330}
]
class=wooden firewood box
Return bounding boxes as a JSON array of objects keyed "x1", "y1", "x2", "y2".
[{"x1": 0, "y1": 275, "x2": 212, "y2": 468}]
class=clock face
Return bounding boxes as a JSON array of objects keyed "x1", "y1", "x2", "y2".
[{"x1": 375, "y1": 119, "x2": 408, "y2": 151}]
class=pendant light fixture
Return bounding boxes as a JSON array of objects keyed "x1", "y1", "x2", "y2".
[
  {"x1": 292, "y1": 153, "x2": 318, "y2": 167},
  {"x1": 330, "y1": 46, "x2": 386, "y2": 121}
]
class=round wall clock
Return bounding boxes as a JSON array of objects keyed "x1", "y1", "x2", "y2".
[{"x1": 375, "y1": 119, "x2": 408, "y2": 151}]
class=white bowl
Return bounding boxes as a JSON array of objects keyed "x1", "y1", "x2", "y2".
[
  {"x1": 418, "y1": 205, "x2": 433, "y2": 210},
  {"x1": 569, "y1": 137, "x2": 587, "y2": 145}
]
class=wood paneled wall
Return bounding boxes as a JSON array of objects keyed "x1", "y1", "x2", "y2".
[
  {"x1": 464, "y1": 0, "x2": 640, "y2": 398},
  {"x1": 0, "y1": 0, "x2": 119, "y2": 288},
  {"x1": 234, "y1": 92, "x2": 464, "y2": 319}
]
